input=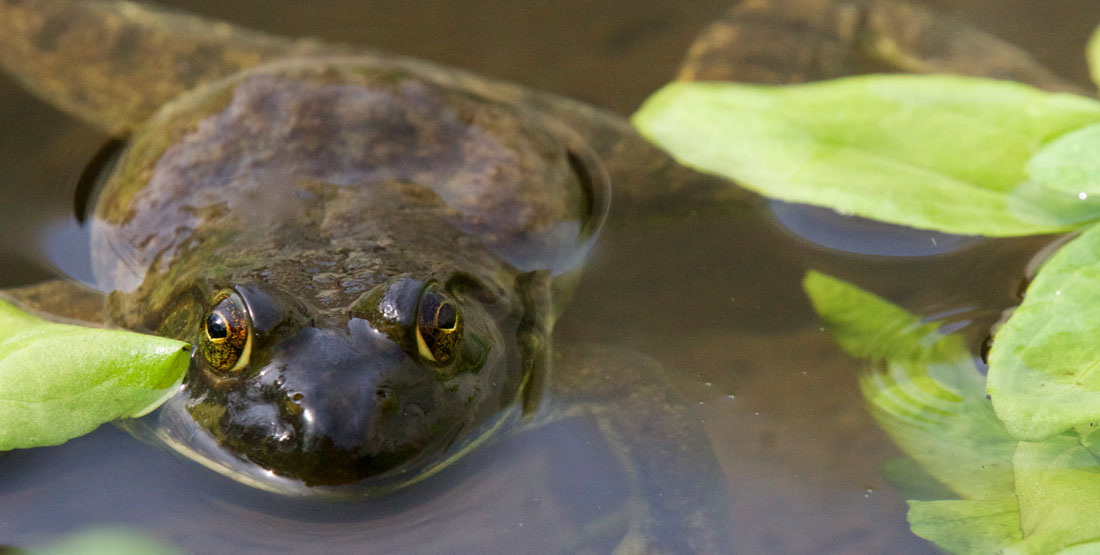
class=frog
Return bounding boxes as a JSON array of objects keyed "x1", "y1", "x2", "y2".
[{"x1": 0, "y1": 0, "x2": 1075, "y2": 552}]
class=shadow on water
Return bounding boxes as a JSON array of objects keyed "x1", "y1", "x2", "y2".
[{"x1": 0, "y1": 1, "x2": 1095, "y2": 553}]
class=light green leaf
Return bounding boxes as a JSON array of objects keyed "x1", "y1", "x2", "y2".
[
  {"x1": 1029, "y1": 123, "x2": 1100, "y2": 197},
  {"x1": 908, "y1": 497, "x2": 1022, "y2": 555},
  {"x1": 1078, "y1": 422, "x2": 1100, "y2": 461},
  {"x1": 1008, "y1": 435, "x2": 1100, "y2": 554},
  {"x1": 804, "y1": 271, "x2": 1017, "y2": 500},
  {"x1": 1088, "y1": 24, "x2": 1100, "y2": 92},
  {"x1": 987, "y1": 224, "x2": 1100, "y2": 441},
  {"x1": 1057, "y1": 540, "x2": 1100, "y2": 555},
  {"x1": 633, "y1": 75, "x2": 1100, "y2": 236},
  {"x1": 0, "y1": 300, "x2": 190, "y2": 449}
]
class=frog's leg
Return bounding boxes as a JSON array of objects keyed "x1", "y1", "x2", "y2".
[
  {"x1": 0, "y1": 0, "x2": 325, "y2": 136},
  {"x1": 680, "y1": 0, "x2": 1078, "y2": 91},
  {"x1": 0, "y1": 280, "x2": 107, "y2": 326},
  {"x1": 549, "y1": 0, "x2": 1085, "y2": 221},
  {"x1": 533, "y1": 344, "x2": 730, "y2": 553}
]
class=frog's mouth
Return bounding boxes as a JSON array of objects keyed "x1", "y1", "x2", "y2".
[
  {"x1": 178, "y1": 324, "x2": 500, "y2": 488},
  {"x1": 135, "y1": 383, "x2": 524, "y2": 497},
  {"x1": 134, "y1": 324, "x2": 521, "y2": 495}
]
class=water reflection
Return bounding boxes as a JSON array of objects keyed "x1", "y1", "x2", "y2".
[
  {"x1": 806, "y1": 271, "x2": 1100, "y2": 553},
  {"x1": 0, "y1": 0, "x2": 1095, "y2": 553},
  {"x1": 37, "y1": 217, "x2": 94, "y2": 285},
  {"x1": 768, "y1": 200, "x2": 979, "y2": 257},
  {"x1": 0, "y1": 412, "x2": 661, "y2": 553}
]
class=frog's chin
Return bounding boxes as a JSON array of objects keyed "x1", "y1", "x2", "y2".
[{"x1": 119, "y1": 391, "x2": 523, "y2": 498}]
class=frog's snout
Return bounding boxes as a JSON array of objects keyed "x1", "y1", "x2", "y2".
[{"x1": 211, "y1": 326, "x2": 465, "y2": 487}]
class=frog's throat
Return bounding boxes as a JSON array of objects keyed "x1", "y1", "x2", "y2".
[{"x1": 125, "y1": 388, "x2": 525, "y2": 497}]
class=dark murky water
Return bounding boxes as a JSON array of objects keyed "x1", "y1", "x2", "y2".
[{"x1": 0, "y1": 1, "x2": 1095, "y2": 552}]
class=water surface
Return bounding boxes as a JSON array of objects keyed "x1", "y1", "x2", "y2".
[{"x1": 0, "y1": 1, "x2": 1094, "y2": 552}]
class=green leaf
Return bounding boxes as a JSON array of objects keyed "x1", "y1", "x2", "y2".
[
  {"x1": 1078, "y1": 422, "x2": 1100, "y2": 460},
  {"x1": 1056, "y1": 540, "x2": 1100, "y2": 555},
  {"x1": 633, "y1": 75, "x2": 1100, "y2": 236},
  {"x1": 1088, "y1": 24, "x2": 1100, "y2": 92},
  {"x1": 804, "y1": 271, "x2": 1017, "y2": 500},
  {"x1": 0, "y1": 300, "x2": 190, "y2": 449},
  {"x1": 908, "y1": 497, "x2": 1022, "y2": 555},
  {"x1": 1009, "y1": 435, "x2": 1100, "y2": 554},
  {"x1": 1028, "y1": 123, "x2": 1100, "y2": 197},
  {"x1": 987, "y1": 224, "x2": 1100, "y2": 441}
]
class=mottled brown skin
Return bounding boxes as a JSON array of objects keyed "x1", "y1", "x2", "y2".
[
  {"x1": 0, "y1": 0, "x2": 320, "y2": 136},
  {"x1": 93, "y1": 58, "x2": 603, "y2": 489},
  {"x1": 0, "y1": 0, "x2": 1078, "y2": 551}
]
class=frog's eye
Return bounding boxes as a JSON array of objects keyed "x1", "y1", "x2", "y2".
[
  {"x1": 415, "y1": 284, "x2": 463, "y2": 364},
  {"x1": 199, "y1": 289, "x2": 252, "y2": 373}
]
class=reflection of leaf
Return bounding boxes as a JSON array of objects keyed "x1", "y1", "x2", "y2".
[
  {"x1": 0, "y1": 300, "x2": 190, "y2": 450},
  {"x1": 805, "y1": 271, "x2": 1100, "y2": 553},
  {"x1": 30, "y1": 527, "x2": 181, "y2": 555},
  {"x1": 633, "y1": 75, "x2": 1100, "y2": 236},
  {"x1": 880, "y1": 456, "x2": 955, "y2": 501},
  {"x1": 908, "y1": 497, "x2": 1022, "y2": 554},
  {"x1": 987, "y1": 224, "x2": 1100, "y2": 441},
  {"x1": 804, "y1": 271, "x2": 1017, "y2": 500},
  {"x1": 1010, "y1": 435, "x2": 1100, "y2": 554}
]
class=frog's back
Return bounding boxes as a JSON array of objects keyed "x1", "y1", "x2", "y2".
[{"x1": 93, "y1": 59, "x2": 602, "y2": 297}]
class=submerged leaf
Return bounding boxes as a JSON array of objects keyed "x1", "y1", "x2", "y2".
[
  {"x1": 804, "y1": 272, "x2": 1100, "y2": 553},
  {"x1": 908, "y1": 497, "x2": 1022, "y2": 555},
  {"x1": 987, "y1": 224, "x2": 1100, "y2": 441},
  {"x1": 1009, "y1": 435, "x2": 1100, "y2": 554},
  {"x1": 0, "y1": 300, "x2": 190, "y2": 449},
  {"x1": 804, "y1": 270, "x2": 963, "y2": 366},
  {"x1": 633, "y1": 75, "x2": 1100, "y2": 236},
  {"x1": 804, "y1": 271, "x2": 1017, "y2": 500}
]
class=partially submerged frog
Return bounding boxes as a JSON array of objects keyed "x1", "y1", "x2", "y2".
[{"x1": 0, "y1": 0, "x2": 1073, "y2": 551}]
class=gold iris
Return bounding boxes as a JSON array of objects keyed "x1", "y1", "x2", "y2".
[
  {"x1": 415, "y1": 284, "x2": 462, "y2": 364},
  {"x1": 199, "y1": 289, "x2": 252, "y2": 372}
]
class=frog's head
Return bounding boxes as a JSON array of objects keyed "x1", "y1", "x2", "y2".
[
  {"x1": 179, "y1": 266, "x2": 532, "y2": 490},
  {"x1": 94, "y1": 58, "x2": 607, "y2": 494}
]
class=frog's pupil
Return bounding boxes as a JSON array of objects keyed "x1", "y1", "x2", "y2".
[
  {"x1": 207, "y1": 312, "x2": 229, "y2": 339},
  {"x1": 435, "y1": 302, "x2": 457, "y2": 330}
]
